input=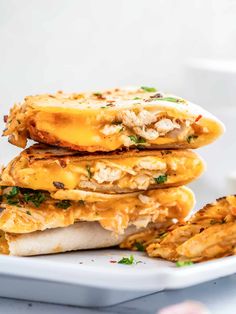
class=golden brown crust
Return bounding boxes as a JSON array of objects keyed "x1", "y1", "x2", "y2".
[{"x1": 22, "y1": 143, "x2": 198, "y2": 161}]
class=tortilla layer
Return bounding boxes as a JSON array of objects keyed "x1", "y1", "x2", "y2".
[
  {"x1": 3, "y1": 87, "x2": 224, "y2": 151},
  {"x1": 1, "y1": 144, "x2": 205, "y2": 193}
]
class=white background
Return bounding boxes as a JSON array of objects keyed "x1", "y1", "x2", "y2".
[{"x1": 0, "y1": 0, "x2": 236, "y2": 205}]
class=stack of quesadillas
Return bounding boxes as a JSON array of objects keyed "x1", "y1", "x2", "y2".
[{"x1": 0, "y1": 87, "x2": 224, "y2": 256}]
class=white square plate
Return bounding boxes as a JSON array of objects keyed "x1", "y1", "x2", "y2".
[{"x1": 0, "y1": 249, "x2": 236, "y2": 307}]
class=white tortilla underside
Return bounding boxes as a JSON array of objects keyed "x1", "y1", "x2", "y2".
[{"x1": 6, "y1": 222, "x2": 140, "y2": 256}]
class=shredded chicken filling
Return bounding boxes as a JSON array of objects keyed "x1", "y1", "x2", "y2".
[
  {"x1": 100, "y1": 109, "x2": 204, "y2": 147},
  {"x1": 1, "y1": 154, "x2": 203, "y2": 192},
  {"x1": 0, "y1": 187, "x2": 193, "y2": 234}
]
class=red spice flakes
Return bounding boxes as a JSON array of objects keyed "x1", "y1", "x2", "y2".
[
  {"x1": 3, "y1": 115, "x2": 8, "y2": 123},
  {"x1": 150, "y1": 93, "x2": 163, "y2": 99},
  {"x1": 195, "y1": 115, "x2": 202, "y2": 122},
  {"x1": 58, "y1": 159, "x2": 67, "y2": 168},
  {"x1": 93, "y1": 93, "x2": 106, "y2": 100},
  {"x1": 106, "y1": 100, "x2": 116, "y2": 107},
  {"x1": 110, "y1": 260, "x2": 117, "y2": 263},
  {"x1": 53, "y1": 181, "x2": 65, "y2": 189}
]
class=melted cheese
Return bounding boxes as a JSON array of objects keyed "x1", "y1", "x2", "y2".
[
  {"x1": 3, "y1": 87, "x2": 224, "y2": 150},
  {"x1": 1, "y1": 150, "x2": 205, "y2": 193}
]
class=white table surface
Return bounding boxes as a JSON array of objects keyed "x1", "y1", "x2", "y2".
[{"x1": 0, "y1": 274, "x2": 235, "y2": 314}]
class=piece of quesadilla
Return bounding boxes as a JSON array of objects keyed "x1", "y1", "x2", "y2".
[
  {"x1": 121, "y1": 195, "x2": 236, "y2": 262},
  {"x1": 0, "y1": 144, "x2": 205, "y2": 193},
  {"x1": 0, "y1": 186, "x2": 195, "y2": 256},
  {"x1": 3, "y1": 87, "x2": 224, "y2": 151}
]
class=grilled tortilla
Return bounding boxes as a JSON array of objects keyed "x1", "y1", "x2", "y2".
[
  {"x1": 0, "y1": 186, "x2": 194, "y2": 235},
  {"x1": 3, "y1": 87, "x2": 224, "y2": 151},
  {"x1": 0, "y1": 144, "x2": 205, "y2": 193}
]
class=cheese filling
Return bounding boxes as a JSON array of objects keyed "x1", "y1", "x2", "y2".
[
  {"x1": 1, "y1": 153, "x2": 204, "y2": 193},
  {"x1": 4, "y1": 104, "x2": 212, "y2": 151},
  {"x1": 0, "y1": 186, "x2": 194, "y2": 234}
]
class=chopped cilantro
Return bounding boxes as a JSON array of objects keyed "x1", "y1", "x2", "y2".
[
  {"x1": 141, "y1": 86, "x2": 157, "y2": 92},
  {"x1": 134, "y1": 242, "x2": 145, "y2": 252},
  {"x1": 118, "y1": 255, "x2": 135, "y2": 265},
  {"x1": 93, "y1": 92, "x2": 102, "y2": 96},
  {"x1": 86, "y1": 165, "x2": 92, "y2": 179},
  {"x1": 101, "y1": 106, "x2": 107, "y2": 109},
  {"x1": 128, "y1": 135, "x2": 146, "y2": 145},
  {"x1": 187, "y1": 135, "x2": 198, "y2": 144},
  {"x1": 153, "y1": 97, "x2": 185, "y2": 103},
  {"x1": 154, "y1": 174, "x2": 168, "y2": 184},
  {"x1": 56, "y1": 200, "x2": 71, "y2": 209},
  {"x1": 4, "y1": 187, "x2": 20, "y2": 205},
  {"x1": 133, "y1": 97, "x2": 141, "y2": 100},
  {"x1": 26, "y1": 211, "x2": 31, "y2": 216},
  {"x1": 176, "y1": 261, "x2": 193, "y2": 267},
  {"x1": 8, "y1": 186, "x2": 19, "y2": 197},
  {"x1": 23, "y1": 191, "x2": 46, "y2": 208}
]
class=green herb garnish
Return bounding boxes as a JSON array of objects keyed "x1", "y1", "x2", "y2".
[
  {"x1": 154, "y1": 174, "x2": 168, "y2": 184},
  {"x1": 56, "y1": 200, "x2": 71, "y2": 209},
  {"x1": 26, "y1": 211, "x2": 32, "y2": 216},
  {"x1": 23, "y1": 191, "x2": 46, "y2": 208},
  {"x1": 4, "y1": 187, "x2": 20, "y2": 205},
  {"x1": 187, "y1": 135, "x2": 198, "y2": 144},
  {"x1": 86, "y1": 165, "x2": 92, "y2": 179},
  {"x1": 8, "y1": 187, "x2": 19, "y2": 196},
  {"x1": 118, "y1": 255, "x2": 135, "y2": 265},
  {"x1": 133, "y1": 97, "x2": 141, "y2": 100},
  {"x1": 152, "y1": 97, "x2": 186, "y2": 103},
  {"x1": 128, "y1": 135, "x2": 146, "y2": 145},
  {"x1": 134, "y1": 242, "x2": 145, "y2": 252},
  {"x1": 176, "y1": 261, "x2": 193, "y2": 267},
  {"x1": 141, "y1": 86, "x2": 157, "y2": 92}
]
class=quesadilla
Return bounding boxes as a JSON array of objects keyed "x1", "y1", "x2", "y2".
[
  {"x1": 3, "y1": 87, "x2": 224, "y2": 151},
  {"x1": 0, "y1": 186, "x2": 195, "y2": 256},
  {"x1": 121, "y1": 195, "x2": 236, "y2": 262},
  {"x1": 0, "y1": 186, "x2": 194, "y2": 234},
  {"x1": 0, "y1": 144, "x2": 205, "y2": 193}
]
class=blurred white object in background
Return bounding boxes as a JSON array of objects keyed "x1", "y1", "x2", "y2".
[
  {"x1": 183, "y1": 58, "x2": 236, "y2": 209},
  {"x1": 158, "y1": 301, "x2": 210, "y2": 314},
  {"x1": 227, "y1": 172, "x2": 236, "y2": 195}
]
